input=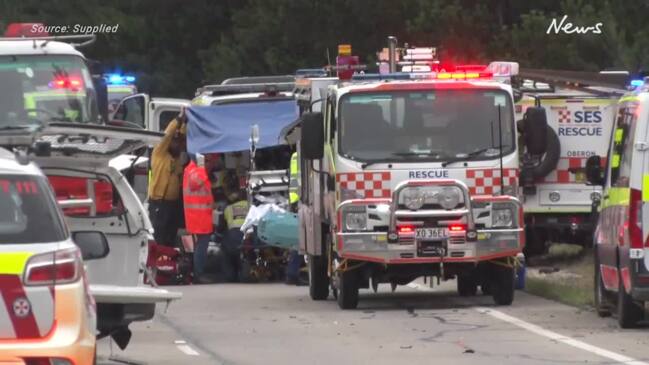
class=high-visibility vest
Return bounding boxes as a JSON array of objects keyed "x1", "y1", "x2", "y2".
[
  {"x1": 224, "y1": 200, "x2": 250, "y2": 229},
  {"x1": 289, "y1": 152, "x2": 300, "y2": 204},
  {"x1": 183, "y1": 161, "x2": 214, "y2": 234}
]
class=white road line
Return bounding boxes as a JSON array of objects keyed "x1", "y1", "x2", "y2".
[
  {"x1": 407, "y1": 282, "x2": 648, "y2": 365},
  {"x1": 475, "y1": 307, "x2": 649, "y2": 365},
  {"x1": 175, "y1": 340, "x2": 200, "y2": 356}
]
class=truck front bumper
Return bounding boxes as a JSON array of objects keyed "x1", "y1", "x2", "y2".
[
  {"x1": 336, "y1": 180, "x2": 524, "y2": 264},
  {"x1": 336, "y1": 228, "x2": 522, "y2": 264}
]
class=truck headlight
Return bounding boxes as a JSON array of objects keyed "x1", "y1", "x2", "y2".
[
  {"x1": 345, "y1": 212, "x2": 367, "y2": 231},
  {"x1": 492, "y1": 206, "x2": 514, "y2": 228},
  {"x1": 402, "y1": 187, "x2": 424, "y2": 210},
  {"x1": 439, "y1": 187, "x2": 461, "y2": 210}
]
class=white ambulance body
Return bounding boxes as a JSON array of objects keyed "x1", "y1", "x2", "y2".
[{"x1": 516, "y1": 91, "x2": 618, "y2": 251}]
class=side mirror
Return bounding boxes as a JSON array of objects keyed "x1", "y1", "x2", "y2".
[
  {"x1": 523, "y1": 107, "x2": 548, "y2": 155},
  {"x1": 73, "y1": 231, "x2": 110, "y2": 261},
  {"x1": 300, "y1": 112, "x2": 324, "y2": 160},
  {"x1": 513, "y1": 89, "x2": 523, "y2": 103},
  {"x1": 585, "y1": 155, "x2": 605, "y2": 185}
]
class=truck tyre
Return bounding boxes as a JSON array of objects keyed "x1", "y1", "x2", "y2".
[
  {"x1": 337, "y1": 270, "x2": 359, "y2": 310},
  {"x1": 491, "y1": 265, "x2": 515, "y2": 305},
  {"x1": 530, "y1": 125, "x2": 560, "y2": 179},
  {"x1": 308, "y1": 254, "x2": 329, "y2": 300},
  {"x1": 594, "y1": 256, "x2": 612, "y2": 317},
  {"x1": 524, "y1": 227, "x2": 548, "y2": 257},
  {"x1": 617, "y1": 276, "x2": 643, "y2": 328},
  {"x1": 457, "y1": 275, "x2": 478, "y2": 296}
]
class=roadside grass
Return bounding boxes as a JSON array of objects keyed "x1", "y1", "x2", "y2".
[{"x1": 525, "y1": 245, "x2": 594, "y2": 309}]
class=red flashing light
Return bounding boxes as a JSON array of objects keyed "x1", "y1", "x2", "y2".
[
  {"x1": 50, "y1": 77, "x2": 83, "y2": 90},
  {"x1": 449, "y1": 223, "x2": 467, "y2": 232},
  {"x1": 398, "y1": 225, "x2": 415, "y2": 234},
  {"x1": 4, "y1": 23, "x2": 49, "y2": 37},
  {"x1": 436, "y1": 71, "x2": 492, "y2": 80}
]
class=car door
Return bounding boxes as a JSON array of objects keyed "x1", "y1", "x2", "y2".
[
  {"x1": 598, "y1": 103, "x2": 638, "y2": 291},
  {"x1": 111, "y1": 93, "x2": 150, "y2": 128},
  {"x1": 25, "y1": 123, "x2": 181, "y2": 305}
]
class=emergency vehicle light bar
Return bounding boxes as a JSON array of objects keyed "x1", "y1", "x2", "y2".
[
  {"x1": 295, "y1": 68, "x2": 328, "y2": 77},
  {"x1": 198, "y1": 82, "x2": 295, "y2": 97},
  {"x1": 352, "y1": 71, "x2": 493, "y2": 82},
  {"x1": 105, "y1": 73, "x2": 136, "y2": 85},
  {"x1": 0, "y1": 34, "x2": 96, "y2": 48}
]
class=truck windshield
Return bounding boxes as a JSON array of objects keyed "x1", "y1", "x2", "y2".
[
  {"x1": 0, "y1": 55, "x2": 98, "y2": 130},
  {"x1": 0, "y1": 175, "x2": 66, "y2": 244},
  {"x1": 338, "y1": 89, "x2": 515, "y2": 162}
]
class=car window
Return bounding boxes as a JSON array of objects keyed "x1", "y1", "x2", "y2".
[
  {"x1": 113, "y1": 95, "x2": 145, "y2": 127},
  {"x1": 158, "y1": 110, "x2": 179, "y2": 131},
  {"x1": 0, "y1": 175, "x2": 66, "y2": 244},
  {"x1": 609, "y1": 105, "x2": 638, "y2": 187},
  {"x1": 47, "y1": 175, "x2": 123, "y2": 217}
]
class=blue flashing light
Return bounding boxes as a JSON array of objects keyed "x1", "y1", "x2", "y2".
[
  {"x1": 630, "y1": 79, "x2": 644, "y2": 87},
  {"x1": 105, "y1": 73, "x2": 136, "y2": 85}
]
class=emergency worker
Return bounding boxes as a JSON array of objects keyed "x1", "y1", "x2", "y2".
[
  {"x1": 221, "y1": 190, "x2": 250, "y2": 282},
  {"x1": 286, "y1": 151, "x2": 305, "y2": 285},
  {"x1": 183, "y1": 153, "x2": 217, "y2": 283},
  {"x1": 148, "y1": 111, "x2": 186, "y2": 246},
  {"x1": 288, "y1": 151, "x2": 300, "y2": 207}
]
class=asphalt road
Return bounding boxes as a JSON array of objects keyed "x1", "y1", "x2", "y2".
[{"x1": 98, "y1": 280, "x2": 649, "y2": 365}]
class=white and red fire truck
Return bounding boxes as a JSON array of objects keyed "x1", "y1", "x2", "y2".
[{"x1": 294, "y1": 43, "x2": 548, "y2": 309}]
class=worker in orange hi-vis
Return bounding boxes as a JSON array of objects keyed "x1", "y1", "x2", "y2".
[{"x1": 183, "y1": 152, "x2": 219, "y2": 284}]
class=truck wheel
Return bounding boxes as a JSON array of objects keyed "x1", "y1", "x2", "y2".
[
  {"x1": 524, "y1": 227, "x2": 548, "y2": 257},
  {"x1": 594, "y1": 256, "x2": 612, "y2": 317},
  {"x1": 617, "y1": 276, "x2": 643, "y2": 328},
  {"x1": 457, "y1": 275, "x2": 478, "y2": 296},
  {"x1": 491, "y1": 265, "x2": 515, "y2": 306},
  {"x1": 337, "y1": 270, "x2": 359, "y2": 310},
  {"x1": 308, "y1": 254, "x2": 329, "y2": 300}
]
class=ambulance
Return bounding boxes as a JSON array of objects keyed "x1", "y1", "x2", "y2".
[
  {"x1": 587, "y1": 77, "x2": 649, "y2": 327},
  {"x1": 294, "y1": 42, "x2": 547, "y2": 309},
  {"x1": 0, "y1": 148, "x2": 96, "y2": 365},
  {"x1": 515, "y1": 90, "x2": 619, "y2": 254},
  {"x1": 105, "y1": 73, "x2": 138, "y2": 118}
]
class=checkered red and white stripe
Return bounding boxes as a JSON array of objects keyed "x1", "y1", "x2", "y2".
[
  {"x1": 337, "y1": 172, "x2": 391, "y2": 198},
  {"x1": 558, "y1": 109, "x2": 571, "y2": 123},
  {"x1": 465, "y1": 168, "x2": 518, "y2": 195}
]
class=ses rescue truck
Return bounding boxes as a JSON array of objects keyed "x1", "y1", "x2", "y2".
[
  {"x1": 586, "y1": 77, "x2": 649, "y2": 328},
  {"x1": 294, "y1": 43, "x2": 548, "y2": 309},
  {"x1": 515, "y1": 81, "x2": 620, "y2": 254}
]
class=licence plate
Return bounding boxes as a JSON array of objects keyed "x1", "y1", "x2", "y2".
[{"x1": 415, "y1": 228, "x2": 448, "y2": 240}]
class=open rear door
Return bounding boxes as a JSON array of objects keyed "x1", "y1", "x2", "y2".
[{"x1": 7, "y1": 123, "x2": 181, "y2": 347}]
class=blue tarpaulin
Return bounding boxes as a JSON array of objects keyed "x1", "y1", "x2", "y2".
[{"x1": 186, "y1": 100, "x2": 299, "y2": 155}]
